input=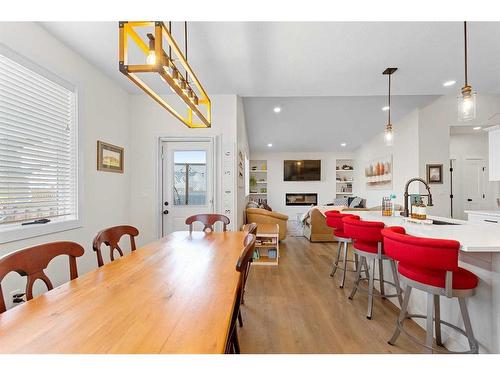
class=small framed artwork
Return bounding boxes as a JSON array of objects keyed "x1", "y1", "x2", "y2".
[
  {"x1": 426, "y1": 164, "x2": 443, "y2": 184},
  {"x1": 97, "y1": 141, "x2": 124, "y2": 173}
]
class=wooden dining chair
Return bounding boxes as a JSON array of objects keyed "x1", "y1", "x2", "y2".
[
  {"x1": 239, "y1": 223, "x2": 258, "y2": 321},
  {"x1": 185, "y1": 214, "x2": 230, "y2": 233},
  {"x1": 225, "y1": 233, "x2": 256, "y2": 354},
  {"x1": 0, "y1": 241, "x2": 84, "y2": 314},
  {"x1": 92, "y1": 225, "x2": 139, "y2": 267}
]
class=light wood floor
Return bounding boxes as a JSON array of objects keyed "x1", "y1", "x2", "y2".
[{"x1": 238, "y1": 236, "x2": 427, "y2": 353}]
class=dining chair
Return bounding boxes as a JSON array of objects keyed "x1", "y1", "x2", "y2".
[
  {"x1": 239, "y1": 223, "x2": 258, "y2": 324},
  {"x1": 225, "y1": 233, "x2": 256, "y2": 354},
  {"x1": 92, "y1": 225, "x2": 139, "y2": 267},
  {"x1": 185, "y1": 214, "x2": 230, "y2": 233},
  {"x1": 0, "y1": 241, "x2": 84, "y2": 313}
]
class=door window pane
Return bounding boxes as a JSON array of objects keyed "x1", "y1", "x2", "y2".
[{"x1": 173, "y1": 151, "x2": 207, "y2": 205}]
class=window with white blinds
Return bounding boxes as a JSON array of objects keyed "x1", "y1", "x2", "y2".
[{"x1": 0, "y1": 51, "x2": 78, "y2": 228}]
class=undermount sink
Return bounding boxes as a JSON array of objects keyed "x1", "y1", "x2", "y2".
[{"x1": 431, "y1": 219, "x2": 461, "y2": 225}]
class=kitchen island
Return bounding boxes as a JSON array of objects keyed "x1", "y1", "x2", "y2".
[{"x1": 330, "y1": 210, "x2": 500, "y2": 353}]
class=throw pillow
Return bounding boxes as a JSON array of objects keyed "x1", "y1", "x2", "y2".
[
  {"x1": 349, "y1": 196, "x2": 363, "y2": 208},
  {"x1": 333, "y1": 197, "x2": 349, "y2": 206}
]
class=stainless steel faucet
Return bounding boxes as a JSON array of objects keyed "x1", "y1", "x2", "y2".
[{"x1": 402, "y1": 177, "x2": 434, "y2": 217}]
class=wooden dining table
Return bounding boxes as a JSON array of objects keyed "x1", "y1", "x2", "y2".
[{"x1": 0, "y1": 231, "x2": 247, "y2": 354}]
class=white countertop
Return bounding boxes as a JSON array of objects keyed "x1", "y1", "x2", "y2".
[
  {"x1": 464, "y1": 210, "x2": 500, "y2": 217},
  {"x1": 342, "y1": 211, "x2": 500, "y2": 253}
]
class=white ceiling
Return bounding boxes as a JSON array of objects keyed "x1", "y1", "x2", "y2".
[{"x1": 39, "y1": 22, "x2": 500, "y2": 151}]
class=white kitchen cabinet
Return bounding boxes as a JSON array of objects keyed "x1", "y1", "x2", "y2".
[
  {"x1": 488, "y1": 127, "x2": 500, "y2": 181},
  {"x1": 466, "y1": 210, "x2": 500, "y2": 224}
]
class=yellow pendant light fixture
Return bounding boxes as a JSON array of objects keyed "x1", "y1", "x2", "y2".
[
  {"x1": 458, "y1": 21, "x2": 476, "y2": 122},
  {"x1": 383, "y1": 67, "x2": 397, "y2": 146},
  {"x1": 119, "y1": 21, "x2": 211, "y2": 128}
]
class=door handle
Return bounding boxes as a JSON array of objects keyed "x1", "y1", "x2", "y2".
[
  {"x1": 164, "y1": 201, "x2": 169, "y2": 206},
  {"x1": 484, "y1": 219, "x2": 498, "y2": 224},
  {"x1": 467, "y1": 198, "x2": 473, "y2": 202},
  {"x1": 163, "y1": 209, "x2": 169, "y2": 215}
]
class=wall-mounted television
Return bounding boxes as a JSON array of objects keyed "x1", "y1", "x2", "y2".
[{"x1": 284, "y1": 160, "x2": 321, "y2": 181}]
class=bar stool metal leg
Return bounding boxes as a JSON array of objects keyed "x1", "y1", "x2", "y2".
[
  {"x1": 367, "y1": 258, "x2": 376, "y2": 319},
  {"x1": 330, "y1": 241, "x2": 342, "y2": 277},
  {"x1": 434, "y1": 295, "x2": 443, "y2": 346},
  {"x1": 390, "y1": 260, "x2": 404, "y2": 307},
  {"x1": 388, "y1": 285, "x2": 412, "y2": 345},
  {"x1": 354, "y1": 253, "x2": 359, "y2": 272},
  {"x1": 425, "y1": 293, "x2": 435, "y2": 353},
  {"x1": 349, "y1": 255, "x2": 363, "y2": 300},
  {"x1": 340, "y1": 241, "x2": 348, "y2": 288},
  {"x1": 458, "y1": 297, "x2": 479, "y2": 353},
  {"x1": 378, "y1": 258, "x2": 385, "y2": 299}
]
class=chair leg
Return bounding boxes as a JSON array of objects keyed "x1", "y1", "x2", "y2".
[
  {"x1": 425, "y1": 292, "x2": 435, "y2": 353},
  {"x1": 366, "y1": 258, "x2": 376, "y2": 319},
  {"x1": 434, "y1": 295, "x2": 443, "y2": 346},
  {"x1": 330, "y1": 241, "x2": 342, "y2": 277},
  {"x1": 340, "y1": 241, "x2": 348, "y2": 288},
  {"x1": 354, "y1": 253, "x2": 359, "y2": 272},
  {"x1": 363, "y1": 256, "x2": 370, "y2": 280},
  {"x1": 238, "y1": 310, "x2": 243, "y2": 327},
  {"x1": 233, "y1": 329, "x2": 240, "y2": 354},
  {"x1": 390, "y1": 260, "x2": 404, "y2": 308},
  {"x1": 458, "y1": 297, "x2": 478, "y2": 353},
  {"x1": 389, "y1": 285, "x2": 412, "y2": 345},
  {"x1": 378, "y1": 258, "x2": 385, "y2": 299},
  {"x1": 349, "y1": 254, "x2": 363, "y2": 300}
]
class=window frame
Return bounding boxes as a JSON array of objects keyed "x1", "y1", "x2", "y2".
[{"x1": 0, "y1": 44, "x2": 83, "y2": 244}]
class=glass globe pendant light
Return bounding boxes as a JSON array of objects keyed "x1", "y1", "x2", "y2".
[
  {"x1": 383, "y1": 67, "x2": 397, "y2": 146},
  {"x1": 458, "y1": 21, "x2": 476, "y2": 121}
]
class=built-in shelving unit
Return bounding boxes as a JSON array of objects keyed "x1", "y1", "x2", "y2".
[
  {"x1": 249, "y1": 160, "x2": 267, "y2": 204},
  {"x1": 335, "y1": 158, "x2": 355, "y2": 198}
]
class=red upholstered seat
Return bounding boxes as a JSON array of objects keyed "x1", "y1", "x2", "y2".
[
  {"x1": 398, "y1": 263, "x2": 478, "y2": 290},
  {"x1": 342, "y1": 216, "x2": 385, "y2": 254},
  {"x1": 382, "y1": 226, "x2": 479, "y2": 291},
  {"x1": 325, "y1": 211, "x2": 359, "y2": 238},
  {"x1": 334, "y1": 230, "x2": 349, "y2": 239},
  {"x1": 353, "y1": 240, "x2": 379, "y2": 254}
]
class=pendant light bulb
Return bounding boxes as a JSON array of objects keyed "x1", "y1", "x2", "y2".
[
  {"x1": 384, "y1": 124, "x2": 394, "y2": 146},
  {"x1": 458, "y1": 21, "x2": 476, "y2": 121},
  {"x1": 146, "y1": 51, "x2": 156, "y2": 65}
]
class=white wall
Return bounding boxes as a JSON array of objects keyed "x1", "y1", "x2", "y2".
[
  {"x1": 353, "y1": 109, "x2": 420, "y2": 208},
  {"x1": 236, "y1": 97, "x2": 250, "y2": 228},
  {"x1": 0, "y1": 22, "x2": 132, "y2": 307},
  {"x1": 249, "y1": 151, "x2": 353, "y2": 219},
  {"x1": 128, "y1": 94, "x2": 240, "y2": 245},
  {"x1": 450, "y1": 131, "x2": 500, "y2": 219}
]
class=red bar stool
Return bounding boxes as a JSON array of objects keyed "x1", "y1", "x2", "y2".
[
  {"x1": 342, "y1": 216, "x2": 403, "y2": 319},
  {"x1": 382, "y1": 226, "x2": 479, "y2": 354},
  {"x1": 325, "y1": 211, "x2": 362, "y2": 288}
]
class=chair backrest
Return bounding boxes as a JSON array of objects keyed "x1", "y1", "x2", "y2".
[
  {"x1": 382, "y1": 226, "x2": 460, "y2": 272},
  {"x1": 241, "y1": 222, "x2": 258, "y2": 236},
  {"x1": 236, "y1": 233, "x2": 256, "y2": 275},
  {"x1": 0, "y1": 241, "x2": 84, "y2": 313},
  {"x1": 325, "y1": 211, "x2": 359, "y2": 232},
  {"x1": 342, "y1": 216, "x2": 385, "y2": 244},
  {"x1": 185, "y1": 214, "x2": 230, "y2": 233},
  {"x1": 92, "y1": 225, "x2": 139, "y2": 267}
]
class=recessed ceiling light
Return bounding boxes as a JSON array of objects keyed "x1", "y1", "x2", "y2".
[
  {"x1": 273, "y1": 106, "x2": 281, "y2": 113},
  {"x1": 267, "y1": 143, "x2": 273, "y2": 147},
  {"x1": 443, "y1": 80, "x2": 456, "y2": 87},
  {"x1": 340, "y1": 143, "x2": 347, "y2": 147},
  {"x1": 382, "y1": 106, "x2": 389, "y2": 111},
  {"x1": 473, "y1": 126, "x2": 482, "y2": 130}
]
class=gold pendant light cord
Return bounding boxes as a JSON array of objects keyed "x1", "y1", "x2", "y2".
[
  {"x1": 464, "y1": 21, "x2": 468, "y2": 86},
  {"x1": 169, "y1": 21, "x2": 172, "y2": 59},
  {"x1": 185, "y1": 21, "x2": 189, "y2": 82},
  {"x1": 388, "y1": 73, "x2": 391, "y2": 125}
]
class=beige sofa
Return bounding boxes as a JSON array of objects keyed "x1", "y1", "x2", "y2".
[
  {"x1": 246, "y1": 208, "x2": 289, "y2": 241},
  {"x1": 303, "y1": 207, "x2": 336, "y2": 242}
]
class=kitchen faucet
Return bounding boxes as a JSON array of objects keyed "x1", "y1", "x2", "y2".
[{"x1": 401, "y1": 177, "x2": 434, "y2": 217}]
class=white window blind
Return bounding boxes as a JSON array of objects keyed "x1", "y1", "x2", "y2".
[{"x1": 0, "y1": 52, "x2": 77, "y2": 227}]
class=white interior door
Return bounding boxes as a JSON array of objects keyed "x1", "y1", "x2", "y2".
[
  {"x1": 463, "y1": 159, "x2": 486, "y2": 211},
  {"x1": 161, "y1": 140, "x2": 214, "y2": 235}
]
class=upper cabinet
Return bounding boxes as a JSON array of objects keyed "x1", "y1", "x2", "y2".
[{"x1": 488, "y1": 127, "x2": 500, "y2": 181}]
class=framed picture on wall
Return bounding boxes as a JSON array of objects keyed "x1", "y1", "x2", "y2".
[
  {"x1": 97, "y1": 141, "x2": 124, "y2": 173},
  {"x1": 364, "y1": 154, "x2": 393, "y2": 189},
  {"x1": 426, "y1": 164, "x2": 443, "y2": 184}
]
